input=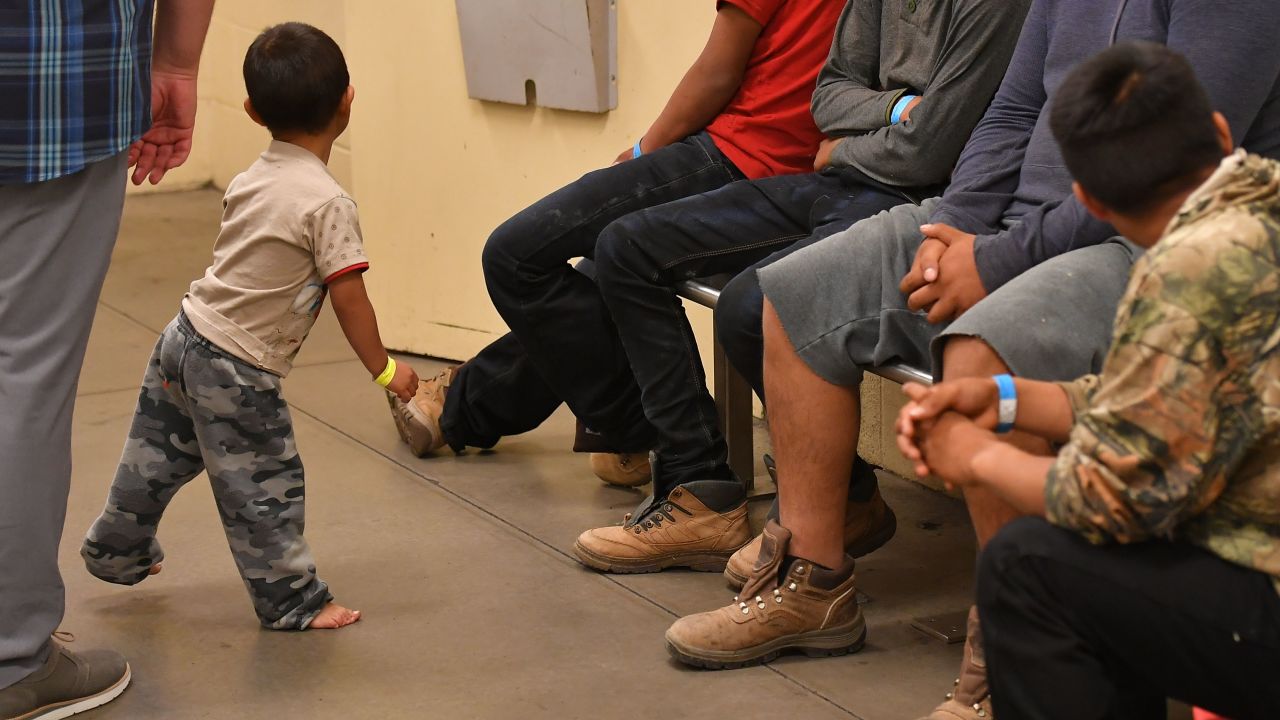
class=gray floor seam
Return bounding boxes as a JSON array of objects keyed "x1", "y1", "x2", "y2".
[{"x1": 98, "y1": 299, "x2": 164, "y2": 335}]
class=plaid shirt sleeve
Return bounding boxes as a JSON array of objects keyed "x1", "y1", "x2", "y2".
[{"x1": 0, "y1": 0, "x2": 154, "y2": 185}]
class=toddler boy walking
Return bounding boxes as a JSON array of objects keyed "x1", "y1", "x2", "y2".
[{"x1": 82, "y1": 23, "x2": 417, "y2": 630}]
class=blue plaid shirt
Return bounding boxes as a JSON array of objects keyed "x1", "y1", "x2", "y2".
[{"x1": 0, "y1": 0, "x2": 155, "y2": 185}]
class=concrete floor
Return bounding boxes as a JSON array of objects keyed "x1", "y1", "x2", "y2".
[{"x1": 61, "y1": 189, "x2": 992, "y2": 719}]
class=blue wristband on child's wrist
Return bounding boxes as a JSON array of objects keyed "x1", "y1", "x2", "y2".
[
  {"x1": 632, "y1": 140, "x2": 644, "y2": 159},
  {"x1": 993, "y1": 373, "x2": 1017, "y2": 434},
  {"x1": 891, "y1": 95, "x2": 918, "y2": 125}
]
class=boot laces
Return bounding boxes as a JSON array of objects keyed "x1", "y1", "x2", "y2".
[
  {"x1": 632, "y1": 499, "x2": 692, "y2": 533},
  {"x1": 426, "y1": 368, "x2": 453, "y2": 397},
  {"x1": 734, "y1": 555, "x2": 802, "y2": 616}
]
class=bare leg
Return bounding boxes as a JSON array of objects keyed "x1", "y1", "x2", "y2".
[
  {"x1": 943, "y1": 336, "x2": 1050, "y2": 548},
  {"x1": 764, "y1": 299, "x2": 856, "y2": 570}
]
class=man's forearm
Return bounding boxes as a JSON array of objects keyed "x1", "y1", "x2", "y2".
[
  {"x1": 970, "y1": 442, "x2": 1052, "y2": 516},
  {"x1": 152, "y1": 0, "x2": 215, "y2": 74}
]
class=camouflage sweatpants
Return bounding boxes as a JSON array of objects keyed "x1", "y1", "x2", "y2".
[{"x1": 82, "y1": 313, "x2": 332, "y2": 630}]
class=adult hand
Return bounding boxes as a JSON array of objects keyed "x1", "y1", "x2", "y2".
[
  {"x1": 814, "y1": 137, "x2": 844, "y2": 172},
  {"x1": 897, "y1": 378, "x2": 1000, "y2": 475},
  {"x1": 130, "y1": 69, "x2": 198, "y2": 185},
  {"x1": 917, "y1": 412, "x2": 995, "y2": 489},
  {"x1": 906, "y1": 224, "x2": 986, "y2": 323},
  {"x1": 900, "y1": 236, "x2": 949, "y2": 295}
]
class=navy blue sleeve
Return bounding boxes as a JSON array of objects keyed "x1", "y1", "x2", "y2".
[
  {"x1": 964, "y1": 0, "x2": 1280, "y2": 291},
  {"x1": 971, "y1": 197, "x2": 1115, "y2": 292},
  {"x1": 1166, "y1": 0, "x2": 1280, "y2": 156},
  {"x1": 926, "y1": 0, "x2": 1048, "y2": 236}
]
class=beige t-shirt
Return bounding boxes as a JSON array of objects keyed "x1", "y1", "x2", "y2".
[{"x1": 182, "y1": 141, "x2": 368, "y2": 377}]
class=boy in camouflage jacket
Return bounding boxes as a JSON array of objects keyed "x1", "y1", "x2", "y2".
[
  {"x1": 81, "y1": 23, "x2": 419, "y2": 631},
  {"x1": 897, "y1": 43, "x2": 1280, "y2": 718}
]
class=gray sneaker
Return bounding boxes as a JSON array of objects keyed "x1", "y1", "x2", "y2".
[{"x1": 0, "y1": 638, "x2": 130, "y2": 720}]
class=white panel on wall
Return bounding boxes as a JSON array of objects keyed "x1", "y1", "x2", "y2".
[{"x1": 455, "y1": 0, "x2": 618, "y2": 113}]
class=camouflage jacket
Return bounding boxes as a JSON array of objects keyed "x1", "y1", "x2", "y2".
[{"x1": 1045, "y1": 151, "x2": 1280, "y2": 595}]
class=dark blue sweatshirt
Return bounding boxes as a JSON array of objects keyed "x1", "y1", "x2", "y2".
[{"x1": 929, "y1": 0, "x2": 1280, "y2": 292}]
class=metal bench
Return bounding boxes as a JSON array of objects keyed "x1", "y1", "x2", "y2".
[{"x1": 676, "y1": 275, "x2": 935, "y2": 492}]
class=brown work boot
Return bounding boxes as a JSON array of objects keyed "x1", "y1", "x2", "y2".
[
  {"x1": 589, "y1": 452, "x2": 652, "y2": 487},
  {"x1": 666, "y1": 521, "x2": 866, "y2": 669},
  {"x1": 573, "y1": 484, "x2": 751, "y2": 573},
  {"x1": 0, "y1": 637, "x2": 130, "y2": 719},
  {"x1": 920, "y1": 607, "x2": 993, "y2": 719},
  {"x1": 725, "y1": 486, "x2": 896, "y2": 590},
  {"x1": 387, "y1": 366, "x2": 456, "y2": 456}
]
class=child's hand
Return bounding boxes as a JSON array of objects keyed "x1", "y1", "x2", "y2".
[{"x1": 386, "y1": 363, "x2": 420, "y2": 403}]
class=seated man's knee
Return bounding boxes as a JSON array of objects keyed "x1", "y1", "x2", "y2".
[
  {"x1": 591, "y1": 218, "x2": 647, "y2": 289},
  {"x1": 480, "y1": 218, "x2": 525, "y2": 288},
  {"x1": 715, "y1": 270, "x2": 764, "y2": 372},
  {"x1": 942, "y1": 334, "x2": 1010, "y2": 379}
]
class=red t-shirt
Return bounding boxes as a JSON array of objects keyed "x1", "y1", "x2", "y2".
[{"x1": 706, "y1": 0, "x2": 843, "y2": 179}]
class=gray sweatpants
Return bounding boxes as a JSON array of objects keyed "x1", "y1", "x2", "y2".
[
  {"x1": 0, "y1": 153, "x2": 127, "y2": 689},
  {"x1": 83, "y1": 313, "x2": 331, "y2": 630}
]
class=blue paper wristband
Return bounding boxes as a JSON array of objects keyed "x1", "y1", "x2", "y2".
[
  {"x1": 994, "y1": 373, "x2": 1017, "y2": 434},
  {"x1": 632, "y1": 140, "x2": 644, "y2": 159},
  {"x1": 891, "y1": 95, "x2": 918, "y2": 125}
]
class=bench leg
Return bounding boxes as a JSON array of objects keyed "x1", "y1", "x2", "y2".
[{"x1": 714, "y1": 337, "x2": 755, "y2": 493}]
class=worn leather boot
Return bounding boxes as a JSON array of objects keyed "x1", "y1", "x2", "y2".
[
  {"x1": 725, "y1": 486, "x2": 896, "y2": 589},
  {"x1": 387, "y1": 366, "x2": 456, "y2": 456},
  {"x1": 589, "y1": 452, "x2": 652, "y2": 487},
  {"x1": 573, "y1": 484, "x2": 751, "y2": 573},
  {"x1": 665, "y1": 521, "x2": 866, "y2": 669},
  {"x1": 920, "y1": 607, "x2": 993, "y2": 719}
]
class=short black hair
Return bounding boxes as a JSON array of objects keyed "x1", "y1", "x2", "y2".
[
  {"x1": 1050, "y1": 41, "x2": 1222, "y2": 215},
  {"x1": 243, "y1": 22, "x2": 349, "y2": 135}
]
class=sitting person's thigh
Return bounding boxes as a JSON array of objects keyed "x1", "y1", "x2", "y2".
[
  {"x1": 934, "y1": 239, "x2": 1139, "y2": 382},
  {"x1": 757, "y1": 199, "x2": 940, "y2": 387}
]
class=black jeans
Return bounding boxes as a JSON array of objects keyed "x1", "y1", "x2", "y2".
[
  {"x1": 594, "y1": 170, "x2": 906, "y2": 497},
  {"x1": 440, "y1": 133, "x2": 743, "y2": 453},
  {"x1": 978, "y1": 518, "x2": 1280, "y2": 720}
]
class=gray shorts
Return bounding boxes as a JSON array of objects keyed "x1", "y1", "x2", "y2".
[
  {"x1": 759, "y1": 198, "x2": 1139, "y2": 385},
  {"x1": 758, "y1": 199, "x2": 939, "y2": 386},
  {"x1": 937, "y1": 239, "x2": 1139, "y2": 381}
]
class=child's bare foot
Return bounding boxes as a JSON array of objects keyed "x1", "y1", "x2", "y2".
[
  {"x1": 148, "y1": 563, "x2": 163, "y2": 576},
  {"x1": 308, "y1": 602, "x2": 361, "y2": 629}
]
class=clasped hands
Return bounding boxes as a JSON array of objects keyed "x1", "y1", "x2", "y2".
[
  {"x1": 894, "y1": 377, "x2": 1002, "y2": 490},
  {"x1": 899, "y1": 223, "x2": 987, "y2": 324}
]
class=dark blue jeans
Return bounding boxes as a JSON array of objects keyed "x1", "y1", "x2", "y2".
[
  {"x1": 440, "y1": 133, "x2": 743, "y2": 452},
  {"x1": 593, "y1": 171, "x2": 907, "y2": 499}
]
